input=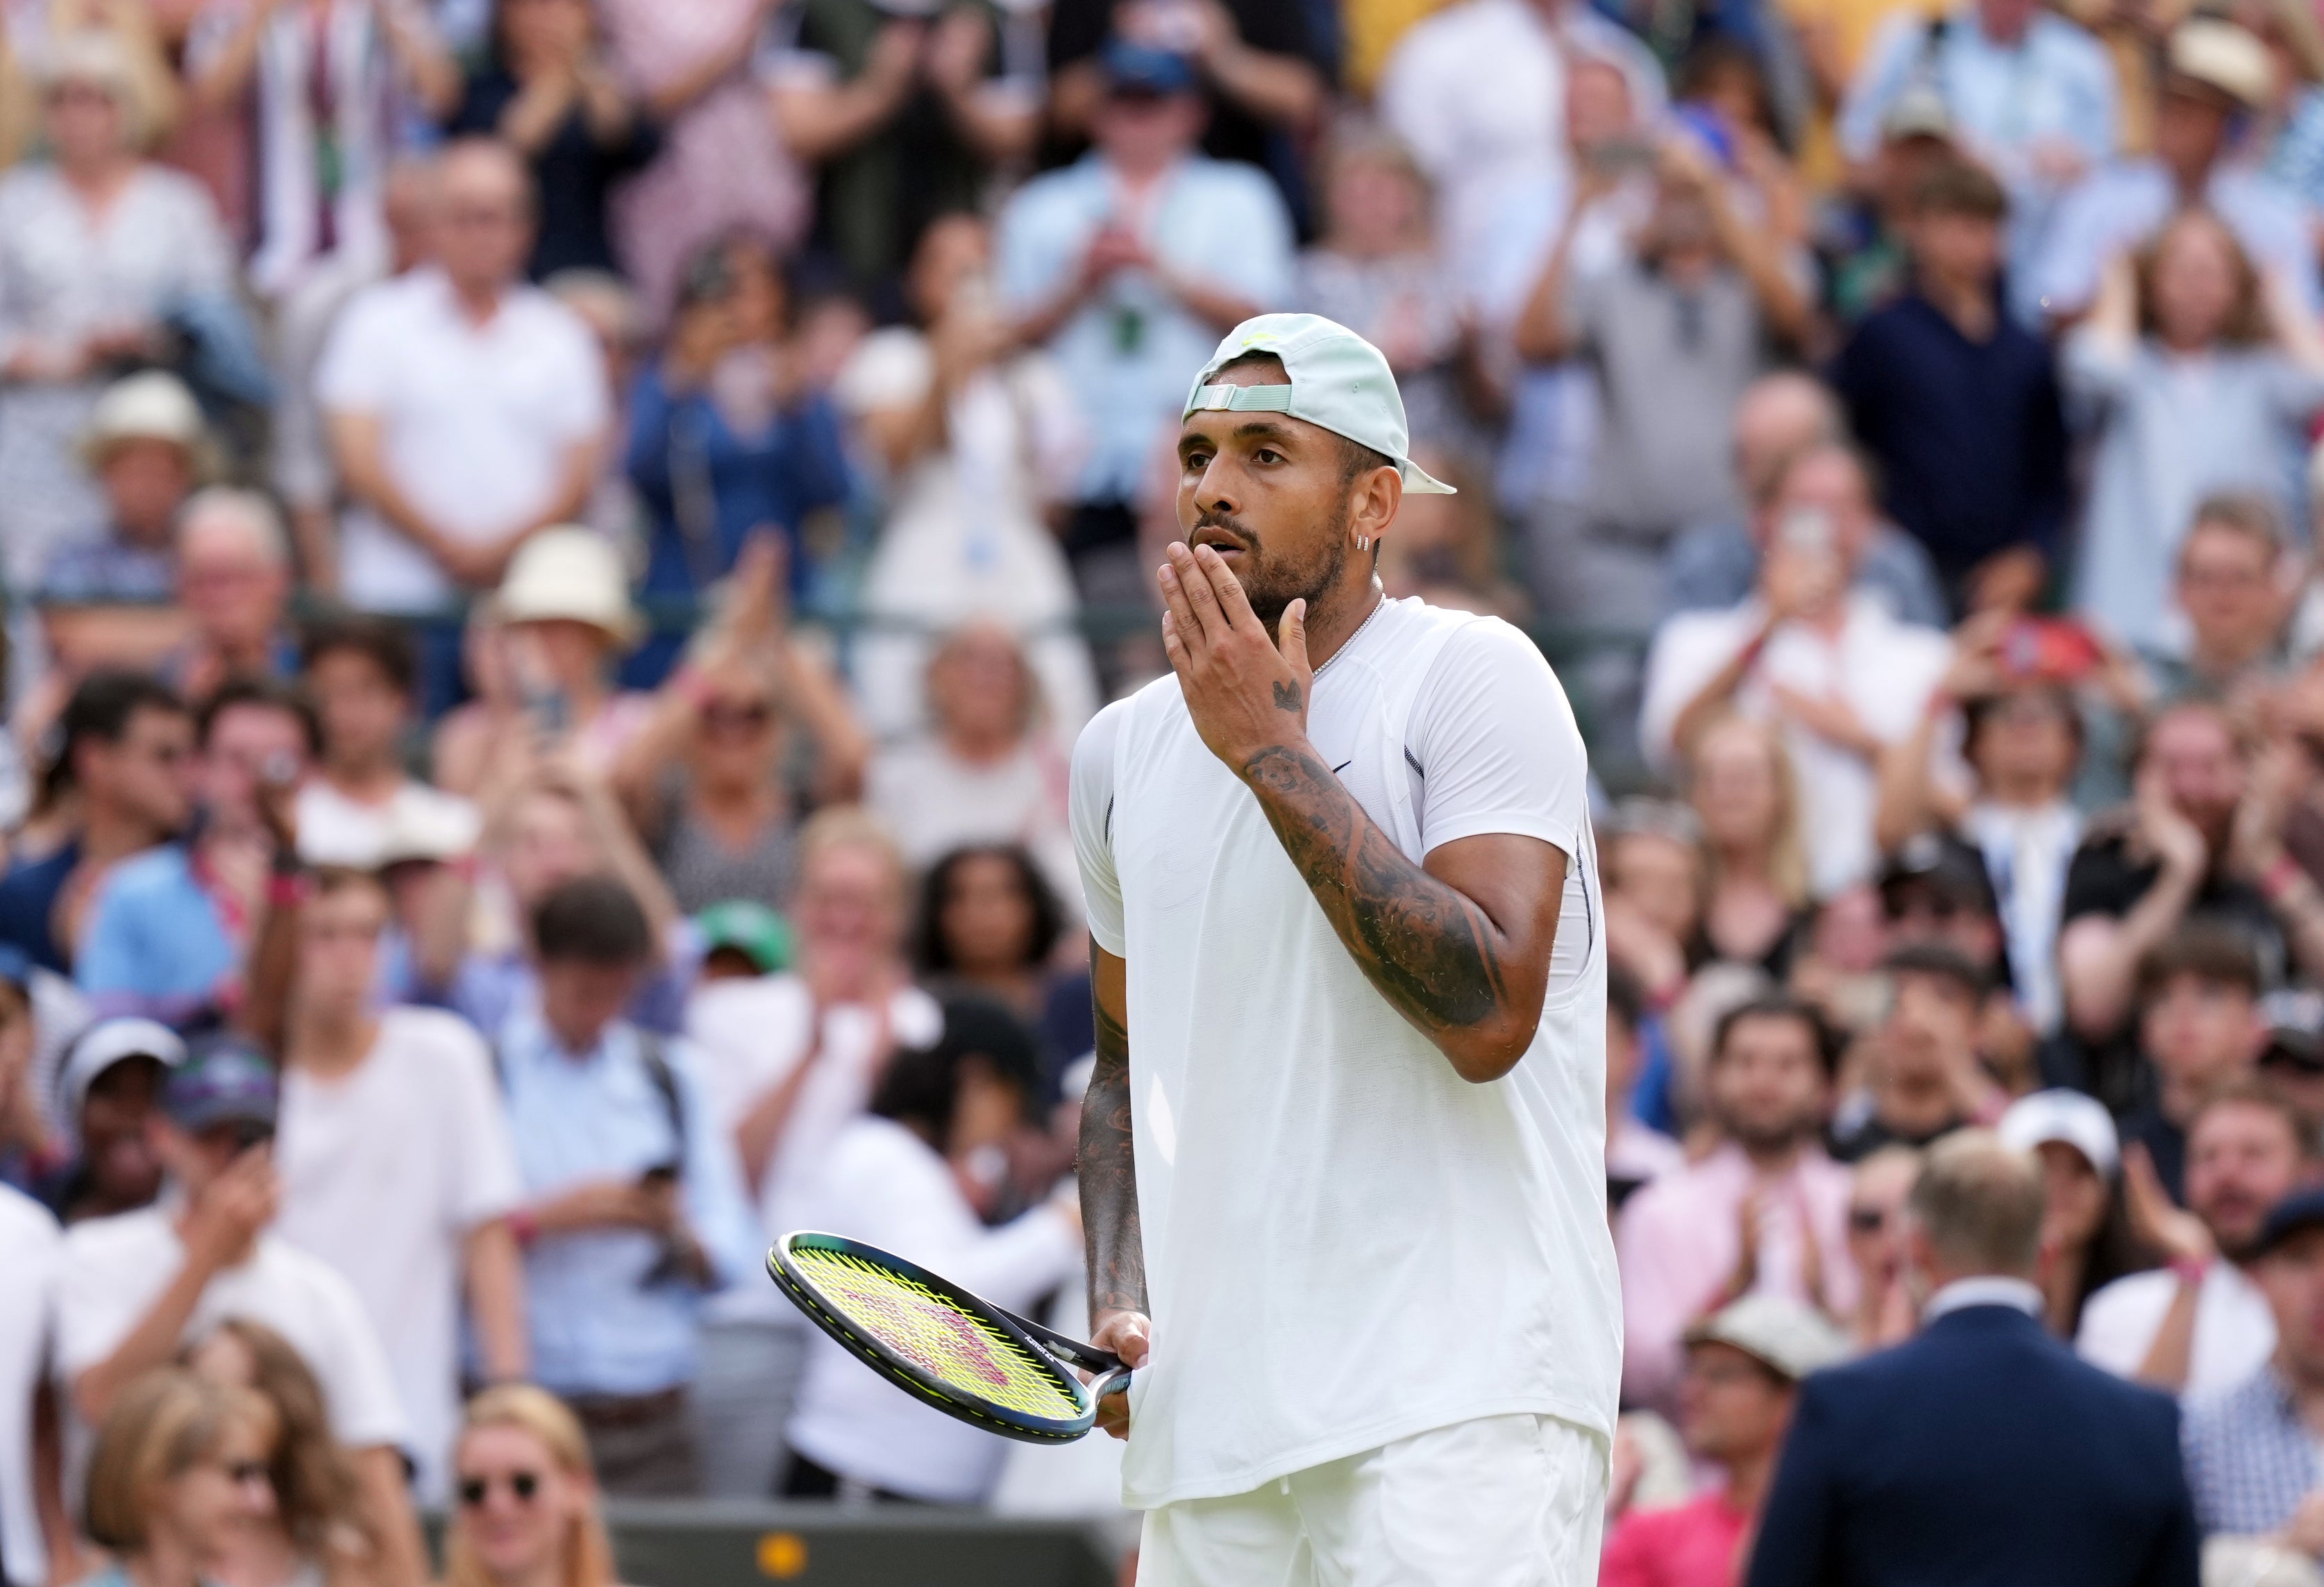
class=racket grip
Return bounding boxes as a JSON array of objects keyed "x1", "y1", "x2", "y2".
[{"x1": 1088, "y1": 1365, "x2": 1134, "y2": 1401}]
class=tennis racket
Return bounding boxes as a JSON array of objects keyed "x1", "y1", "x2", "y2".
[{"x1": 768, "y1": 1231, "x2": 1132, "y2": 1444}]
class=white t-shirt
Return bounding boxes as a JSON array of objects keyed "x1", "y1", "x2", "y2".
[
  {"x1": 314, "y1": 266, "x2": 608, "y2": 612},
  {"x1": 784, "y1": 1115, "x2": 1081, "y2": 1502},
  {"x1": 295, "y1": 778, "x2": 481, "y2": 871},
  {"x1": 0, "y1": 1186, "x2": 58, "y2": 1587},
  {"x1": 273, "y1": 1008, "x2": 522, "y2": 1500},
  {"x1": 684, "y1": 975, "x2": 943, "y2": 1324},
  {"x1": 1071, "y1": 596, "x2": 1618, "y2": 1508},
  {"x1": 2075, "y1": 1261, "x2": 2276, "y2": 1403},
  {"x1": 54, "y1": 1207, "x2": 408, "y2": 1461},
  {"x1": 865, "y1": 737, "x2": 1081, "y2": 920}
]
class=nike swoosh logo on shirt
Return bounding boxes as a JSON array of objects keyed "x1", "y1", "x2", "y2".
[{"x1": 1331, "y1": 759, "x2": 1352, "y2": 775}]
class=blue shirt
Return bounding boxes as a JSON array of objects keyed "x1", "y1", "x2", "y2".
[
  {"x1": 38, "y1": 537, "x2": 174, "y2": 605},
  {"x1": 2182, "y1": 1364, "x2": 2315, "y2": 1539},
  {"x1": 74, "y1": 843, "x2": 235, "y2": 1020},
  {"x1": 995, "y1": 152, "x2": 1295, "y2": 504},
  {"x1": 494, "y1": 1009, "x2": 762, "y2": 1397},
  {"x1": 0, "y1": 843, "x2": 81, "y2": 973},
  {"x1": 1660, "y1": 521, "x2": 1951, "y2": 628},
  {"x1": 2033, "y1": 160, "x2": 2321, "y2": 322}
]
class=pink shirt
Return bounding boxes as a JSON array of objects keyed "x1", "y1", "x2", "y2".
[
  {"x1": 1600, "y1": 1492, "x2": 1751, "y2": 1587},
  {"x1": 1615, "y1": 1142, "x2": 1858, "y2": 1411}
]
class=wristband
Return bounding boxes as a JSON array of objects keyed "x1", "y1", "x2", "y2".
[
  {"x1": 2168, "y1": 1255, "x2": 2212, "y2": 1288},
  {"x1": 508, "y1": 1209, "x2": 540, "y2": 1248},
  {"x1": 266, "y1": 873, "x2": 310, "y2": 910},
  {"x1": 2265, "y1": 854, "x2": 2306, "y2": 902}
]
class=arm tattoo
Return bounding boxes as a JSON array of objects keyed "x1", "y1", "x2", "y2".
[
  {"x1": 1241, "y1": 743, "x2": 1513, "y2": 1035},
  {"x1": 1079, "y1": 977, "x2": 1147, "y2": 1317}
]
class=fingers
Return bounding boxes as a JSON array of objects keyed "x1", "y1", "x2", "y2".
[
  {"x1": 1278, "y1": 597, "x2": 1309, "y2": 678},
  {"x1": 1193, "y1": 544, "x2": 1260, "y2": 632},
  {"x1": 1164, "y1": 542, "x2": 1231, "y2": 643},
  {"x1": 1156, "y1": 558, "x2": 1207, "y2": 662}
]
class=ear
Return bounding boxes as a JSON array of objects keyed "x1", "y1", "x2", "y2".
[{"x1": 1352, "y1": 464, "x2": 1401, "y2": 548}]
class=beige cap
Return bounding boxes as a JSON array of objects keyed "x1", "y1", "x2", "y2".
[
  {"x1": 2166, "y1": 19, "x2": 2274, "y2": 109},
  {"x1": 76, "y1": 371, "x2": 213, "y2": 473},
  {"x1": 1684, "y1": 1294, "x2": 1852, "y2": 1383},
  {"x1": 494, "y1": 526, "x2": 641, "y2": 648}
]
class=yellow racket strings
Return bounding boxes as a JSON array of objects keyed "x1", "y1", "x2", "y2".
[{"x1": 792, "y1": 1246, "x2": 1081, "y2": 1420}]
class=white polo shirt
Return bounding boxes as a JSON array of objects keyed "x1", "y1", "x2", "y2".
[
  {"x1": 1071, "y1": 596, "x2": 1618, "y2": 1509},
  {"x1": 314, "y1": 266, "x2": 607, "y2": 612},
  {"x1": 0, "y1": 1186, "x2": 58, "y2": 1587}
]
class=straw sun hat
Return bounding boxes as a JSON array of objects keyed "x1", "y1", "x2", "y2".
[{"x1": 493, "y1": 526, "x2": 642, "y2": 648}]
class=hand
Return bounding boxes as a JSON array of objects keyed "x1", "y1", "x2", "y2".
[
  {"x1": 2122, "y1": 1142, "x2": 2215, "y2": 1266},
  {"x1": 1080, "y1": 225, "x2": 1152, "y2": 290},
  {"x1": 2279, "y1": 1488, "x2": 2324, "y2": 1556},
  {"x1": 923, "y1": 5, "x2": 988, "y2": 96},
  {"x1": 1086, "y1": 1308, "x2": 1151, "y2": 1441},
  {"x1": 537, "y1": 1178, "x2": 665, "y2": 1233},
  {"x1": 1760, "y1": 538, "x2": 1843, "y2": 625},
  {"x1": 2133, "y1": 762, "x2": 2209, "y2": 880},
  {"x1": 1157, "y1": 541, "x2": 1312, "y2": 774},
  {"x1": 2231, "y1": 739, "x2": 2302, "y2": 882},
  {"x1": 1657, "y1": 129, "x2": 1719, "y2": 193},
  {"x1": 1964, "y1": 544, "x2": 2047, "y2": 616},
  {"x1": 183, "y1": 1147, "x2": 278, "y2": 1271},
  {"x1": 2028, "y1": 136, "x2": 2089, "y2": 187},
  {"x1": 863, "y1": 19, "x2": 925, "y2": 101},
  {"x1": 1770, "y1": 685, "x2": 1877, "y2": 757},
  {"x1": 435, "y1": 529, "x2": 527, "y2": 590},
  {"x1": 1938, "y1": 611, "x2": 2012, "y2": 705}
]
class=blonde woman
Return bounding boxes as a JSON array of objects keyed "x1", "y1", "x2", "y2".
[
  {"x1": 81, "y1": 1369, "x2": 275, "y2": 1587},
  {"x1": 1688, "y1": 713, "x2": 1812, "y2": 974},
  {"x1": 446, "y1": 1386, "x2": 621, "y2": 1587}
]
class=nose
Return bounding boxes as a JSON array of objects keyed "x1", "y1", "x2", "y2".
[{"x1": 1193, "y1": 455, "x2": 1240, "y2": 521}]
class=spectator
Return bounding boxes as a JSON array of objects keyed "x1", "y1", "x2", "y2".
[
  {"x1": 295, "y1": 616, "x2": 481, "y2": 873},
  {"x1": 1617, "y1": 996, "x2": 1856, "y2": 1413},
  {"x1": 1642, "y1": 441, "x2": 1954, "y2": 896},
  {"x1": 771, "y1": 0, "x2": 1040, "y2": 296},
  {"x1": 2183, "y1": 1184, "x2": 2324, "y2": 1549},
  {"x1": 1745, "y1": 1132, "x2": 2201, "y2": 1586},
  {"x1": 317, "y1": 137, "x2": 610, "y2": 648},
  {"x1": 2120, "y1": 925, "x2": 2268, "y2": 1201},
  {"x1": 74, "y1": 678, "x2": 312, "y2": 1024},
  {"x1": 1608, "y1": 964, "x2": 1685, "y2": 1208},
  {"x1": 682, "y1": 808, "x2": 939, "y2": 1497},
  {"x1": 1831, "y1": 943, "x2": 2002, "y2": 1160},
  {"x1": 1599, "y1": 1296, "x2": 1851, "y2": 1587},
  {"x1": 54, "y1": 1039, "x2": 425, "y2": 1587},
  {"x1": 867, "y1": 623, "x2": 1079, "y2": 903},
  {"x1": 784, "y1": 996, "x2": 1080, "y2": 1502},
  {"x1": 2035, "y1": 21, "x2": 2316, "y2": 325},
  {"x1": 996, "y1": 40, "x2": 1292, "y2": 604},
  {"x1": 1996, "y1": 1088, "x2": 2141, "y2": 1338},
  {"x1": 0, "y1": 1068, "x2": 64, "y2": 1587},
  {"x1": 0, "y1": 673, "x2": 193, "y2": 975},
  {"x1": 444, "y1": 1384, "x2": 619, "y2": 1587},
  {"x1": 2150, "y1": 494, "x2": 2296, "y2": 708},
  {"x1": 1601, "y1": 799, "x2": 1707, "y2": 1014},
  {"x1": 623, "y1": 233, "x2": 852, "y2": 654},
  {"x1": 270, "y1": 866, "x2": 528, "y2": 1504},
  {"x1": 1660, "y1": 372, "x2": 1950, "y2": 630},
  {"x1": 1876, "y1": 836, "x2": 2012, "y2": 1000},
  {"x1": 693, "y1": 900, "x2": 793, "y2": 984},
  {"x1": 0, "y1": 31, "x2": 235, "y2": 594},
  {"x1": 40, "y1": 372, "x2": 210, "y2": 609},
  {"x1": 487, "y1": 526, "x2": 655, "y2": 772},
  {"x1": 911, "y1": 843, "x2": 1088, "y2": 1088},
  {"x1": 448, "y1": 0, "x2": 659, "y2": 281},
  {"x1": 169, "y1": 490, "x2": 301, "y2": 703},
  {"x1": 78, "y1": 1370, "x2": 278, "y2": 1587},
  {"x1": 2064, "y1": 215, "x2": 2324, "y2": 657},
  {"x1": 184, "y1": 0, "x2": 458, "y2": 299},
  {"x1": 839, "y1": 213, "x2": 1100, "y2": 746},
  {"x1": 1842, "y1": 1144, "x2": 1922, "y2": 1350},
  {"x1": 1689, "y1": 714, "x2": 1811, "y2": 974},
  {"x1": 2080, "y1": 1079, "x2": 2303, "y2": 1400},
  {"x1": 495, "y1": 875, "x2": 760, "y2": 1495},
  {"x1": 1833, "y1": 160, "x2": 2069, "y2": 610},
  {"x1": 44, "y1": 1018, "x2": 184, "y2": 1227}
]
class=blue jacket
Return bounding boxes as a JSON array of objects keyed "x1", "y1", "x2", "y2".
[{"x1": 1746, "y1": 1304, "x2": 2199, "y2": 1587}]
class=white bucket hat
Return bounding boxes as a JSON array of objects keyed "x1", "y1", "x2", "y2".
[
  {"x1": 76, "y1": 370, "x2": 214, "y2": 474},
  {"x1": 494, "y1": 526, "x2": 641, "y2": 648},
  {"x1": 1184, "y1": 313, "x2": 1456, "y2": 496}
]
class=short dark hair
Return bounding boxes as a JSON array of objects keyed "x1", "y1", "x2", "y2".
[
  {"x1": 912, "y1": 844, "x2": 1065, "y2": 976},
  {"x1": 198, "y1": 675, "x2": 321, "y2": 756},
  {"x1": 1910, "y1": 158, "x2": 2009, "y2": 221},
  {"x1": 300, "y1": 614, "x2": 416, "y2": 698},
  {"x1": 2137, "y1": 921, "x2": 2264, "y2": 1006},
  {"x1": 531, "y1": 875, "x2": 654, "y2": 968},
  {"x1": 53, "y1": 671, "x2": 189, "y2": 797},
  {"x1": 1607, "y1": 963, "x2": 1647, "y2": 1037},
  {"x1": 1885, "y1": 941, "x2": 1989, "y2": 1003},
  {"x1": 1960, "y1": 684, "x2": 2083, "y2": 764},
  {"x1": 1710, "y1": 994, "x2": 1839, "y2": 1079},
  {"x1": 868, "y1": 996, "x2": 1043, "y2": 1141}
]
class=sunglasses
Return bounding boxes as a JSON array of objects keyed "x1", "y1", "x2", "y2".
[
  {"x1": 701, "y1": 700, "x2": 775, "y2": 732},
  {"x1": 459, "y1": 1470, "x2": 541, "y2": 1507},
  {"x1": 1848, "y1": 1205, "x2": 1890, "y2": 1234}
]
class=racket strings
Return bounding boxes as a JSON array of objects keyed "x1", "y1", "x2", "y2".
[{"x1": 791, "y1": 1247, "x2": 1081, "y2": 1420}]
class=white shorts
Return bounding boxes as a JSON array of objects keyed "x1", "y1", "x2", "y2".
[{"x1": 1135, "y1": 1414, "x2": 1608, "y2": 1587}]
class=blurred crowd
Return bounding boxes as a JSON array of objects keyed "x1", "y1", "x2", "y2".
[{"x1": 6, "y1": 0, "x2": 2324, "y2": 1581}]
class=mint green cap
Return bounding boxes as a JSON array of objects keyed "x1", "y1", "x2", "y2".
[{"x1": 1183, "y1": 313, "x2": 1456, "y2": 496}]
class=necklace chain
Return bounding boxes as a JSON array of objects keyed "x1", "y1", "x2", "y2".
[{"x1": 1312, "y1": 587, "x2": 1387, "y2": 679}]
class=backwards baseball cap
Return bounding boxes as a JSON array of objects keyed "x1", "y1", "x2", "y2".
[
  {"x1": 1684, "y1": 1293, "x2": 1851, "y2": 1383},
  {"x1": 1184, "y1": 314, "x2": 1457, "y2": 498},
  {"x1": 61, "y1": 1016, "x2": 186, "y2": 1119},
  {"x1": 162, "y1": 1036, "x2": 278, "y2": 1134},
  {"x1": 1998, "y1": 1088, "x2": 2121, "y2": 1179}
]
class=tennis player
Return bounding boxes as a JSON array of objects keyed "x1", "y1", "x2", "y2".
[{"x1": 1070, "y1": 313, "x2": 1618, "y2": 1584}]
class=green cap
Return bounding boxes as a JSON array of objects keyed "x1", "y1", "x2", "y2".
[
  {"x1": 1183, "y1": 313, "x2": 1456, "y2": 496},
  {"x1": 694, "y1": 900, "x2": 795, "y2": 975}
]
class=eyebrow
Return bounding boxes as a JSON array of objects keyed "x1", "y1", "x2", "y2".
[{"x1": 1178, "y1": 417, "x2": 1300, "y2": 457}]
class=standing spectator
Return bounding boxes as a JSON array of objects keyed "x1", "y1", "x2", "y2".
[
  {"x1": 0, "y1": 673, "x2": 194, "y2": 975},
  {"x1": 1830, "y1": 943, "x2": 2002, "y2": 1160},
  {"x1": 317, "y1": 138, "x2": 610, "y2": 650},
  {"x1": 1617, "y1": 996, "x2": 1857, "y2": 1413},
  {"x1": 168, "y1": 491, "x2": 302, "y2": 705},
  {"x1": 1642, "y1": 441, "x2": 1954, "y2": 896},
  {"x1": 783, "y1": 998, "x2": 1081, "y2": 1503},
  {"x1": 1745, "y1": 1132, "x2": 2201, "y2": 1587},
  {"x1": 996, "y1": 40, "x2": 1292, "y2": 605},
  {"x1": 1601, "y1": 800, "x2": 1706, "y2": 1016},
  {"x1": 2034, "y1": 21, "x2": 2317, "y2": 325},
  {"x1": 271, "y1": 866, "x2": 528, "y2": 1504},
  {"x1": 839, "y1": 214, "x2": 1098, "y2": 745},
  {"x1": 74, "y1": 678, "x2": 313, "y2": 1024},
  {"x1": 2080, "y1": 1080, "x2": 2303, "y2": 1400},
  {"x1": 40, "y1": 372, "x2": 210, "y2": 608},
  {"x1": 54, "y1": 1039, "x2": 426, "y2": 1587},
  {"x1": 911, "y1": 844, "x2": 1088, "y2": 1086},
  {"x1": 1688, "y1": 714, "x2": 1811, "y2": 973},
  {"x1": 296, "y1": 616, "x2": 480, "y2": 873},
  {"x1": 771, "y1": 0, "x2": 1040, "y2": 296},
  {"x1": 1996, "y1": 1088, "x2": 2141, "y2": 1338},
  {"x1": 448, "y1": 0, "x2": 659, "y2": 281},
  {"x1": 77, "y1": 1370, "x2": 279, "y2": 1587},
  {"x1": 0, "y1": 1091, "x2": 65, "y2": 1587},
  {"x1": 2064, "y1": 218, "x2": 2324, "y2": 657},
  {"x1": 2119, "y1": 925, "x2": 2268, "y2": 1202},
  {"x1": 2149, "y1": 494, "x2": 2296, "y2": 707},
  {"x1": 44, "y1": 1018, "x2": 185, "y2": 1227},
  {"x1": 495, "y1": 876, "x2": 760, "y2": 1495},
  {"x1": 1833, "y1": 160, "x2": 2069, "y2": 610},
  {"x1": 1600, "y1": 1296, "x2": 1851, "y2": 1587},
  {"x1": 445, "y1": 1384, "x2": 619, "y2": 1587},
  {"x1": 0, "y1": 31, "x2": 236, "y2": 594},
  {"x1": 1607, "y1": 965, "x2": 1685, "y2": 1207}
]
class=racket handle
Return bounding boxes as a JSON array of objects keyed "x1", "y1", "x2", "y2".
[{"x1": 1088, "y1": 1365, "x2": 1134, "y2": 1402}]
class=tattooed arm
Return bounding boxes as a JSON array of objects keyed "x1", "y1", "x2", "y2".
[
  {"x1": 1081, "y1": 942, "x2": 1149, "y2": 1438},
  {"x1": 1159, "y1": 541, "x2": 1565, "y2": 1083}
]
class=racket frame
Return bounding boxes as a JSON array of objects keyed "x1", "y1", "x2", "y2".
[{"x1": 770, "y1": 1231, "x2": 1128, "y2": 1445}]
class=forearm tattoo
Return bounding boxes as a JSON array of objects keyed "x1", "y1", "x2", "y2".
[
  {"x1": 1242, "y1": 743, "x2": 1512, "y2": 1036},
  {"x1": 1080, "y1": 983, "x2": 1147, "y2": 1317}
]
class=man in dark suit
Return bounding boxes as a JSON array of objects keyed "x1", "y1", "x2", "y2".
[{"x1": 1745, "y1": 1130, "x2": 2201, "y2": 1586}]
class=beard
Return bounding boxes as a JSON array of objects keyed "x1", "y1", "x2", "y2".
[{"x1": 1192, "y1": 496, "x2": 1351, "y2": 629}]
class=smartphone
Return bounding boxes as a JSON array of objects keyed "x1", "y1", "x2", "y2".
[
  {"x1": 1999, "y1": 618, "x2": 2103, "y2": 682},
  {"x1": 1585, "y1": 137, "x2": 1660, "y2": 178},
  {"x1": 521, "y1": 677, "x2": 570, "y2": 738}
]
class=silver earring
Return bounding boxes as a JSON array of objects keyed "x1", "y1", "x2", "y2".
[{"x1": 1355, "y1": 535, "x2": 1369, "y2": 550}]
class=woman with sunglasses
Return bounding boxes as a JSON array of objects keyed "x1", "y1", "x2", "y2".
[
  {"x1": 445, "y1": 1385, "x2": 622, "y2": 1587},
  {"x1": 80, "y1": 1368, "x2": 278, "y2": 1587}
]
